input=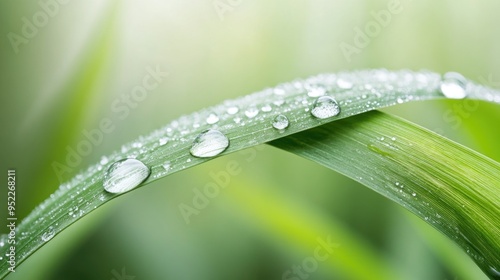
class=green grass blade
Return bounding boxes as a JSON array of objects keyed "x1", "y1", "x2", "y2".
[
  {"x1": 0, "y1": 69, "x2": 499, "y2": 278},
  {"x1": 270, "y1": 111, "x2": 500, "y2": 278}
]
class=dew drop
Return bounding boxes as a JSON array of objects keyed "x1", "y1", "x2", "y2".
[
  {"x1": 162, "y1": 161, "x2": 171, "y2": 172},
  {"x1": 41, "y1": 226, "x2": 55, "y2": 242},
  {"x1": 103, "y1": 159, "x2": 151, "y2": 194},
  {"x1": 337, "y1": 78, "x2": 353, "y2": 89},
  {"x1": 159, "y1": 137, "x2": 169, "y2": 146},
  {"x1": 227, "y1": 106, "x2": 239, "y2": 115},
  {"x1": 311, "y1": 96, "x2": 341, "y2": 119},
  {"x1": 440, "y1": 72, "x2": 468, "y2": 99},
  {"x1": 261, "y1": 104, "x2": 272, "y2": 112},
  {"x1": 396, "y1": 98, "x2": 404, "y2": 104},
  {"x1": 245, "y1": 107, "x2": 259, "y2": 118},
  {"x1": 306, "y1": 85, "x2": 326, "y2": 97},
  {"x1": 272, "y1": 114, "x2": 289, "y2": 130},
  {"x1": 190, "y1": 129, "x2": 229, "y2": 158},
  {"x1": 274, "y1": 87, "x2": 285, "y2": 95},
  {"x1": 273, "y1": 99, "x2": 285, "y2": 106},
  {"x1": 233, "y1": 117, "x2": 241, "y2": 124},
  {"x1": 412, "y1": 192, "x2": 417, "y2": 197},
  {"x1": 206, "y1": 112, "x2": 220, "y2": 124},
  {"x1": 99, "y1": 156, "x2": 109, "y2": 165}
]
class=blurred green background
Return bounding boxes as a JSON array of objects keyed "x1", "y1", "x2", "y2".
[{"x1": 1, "y1": 0, "x2": 499, "y2": 279}]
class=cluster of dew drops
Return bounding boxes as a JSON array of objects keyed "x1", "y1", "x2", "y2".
[
  {"x1": 101, "y1": 70, "x2": 470, "y2": 195},
  {"x1": 0, "y1": 70, "x2": 471, "y2": 249}
]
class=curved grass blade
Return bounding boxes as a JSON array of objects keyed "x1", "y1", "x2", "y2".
[
  {"x1": 270, "y1": 111, "x2": 500, "y2": 278},
  {"x1": 1, "y1": 69, "x2": 499, "y2": 278}
]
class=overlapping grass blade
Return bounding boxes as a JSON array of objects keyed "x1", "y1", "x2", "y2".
[{"x1": 270, "y1": 111, "x2": 500, "y2": 278}]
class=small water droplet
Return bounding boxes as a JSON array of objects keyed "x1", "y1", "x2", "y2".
[
  {"x1": 100, "y1": 156, "x2": 109, "y2": 165},
  {"x1": 132, "y1": 141, "x2": 142, "y2": 148},
  {"x1": 227, "y1": 106, "x2": 239, "y2": 115},
  {"x1": 272, "y1": 114, "x2": 290, "y2": 130},
  {"x1": 306, "y1": 85, "x2": 326, "y2": 97},
  {"x1": 440, "y1": 72, "x2": 468, "y2": 99},
  {"x1": 412, "y1": 192, "x2": 416, "y2": 197},
  {"x1": 190, "y1": 129, "x2": 229, "y2": 158},
  {"x1": 273, "y1": 99, "x2": 285, "y2": 106},
  {"x1": 233, "y1": 117, "x2": 241, "y2": 124},
  {"x1": 274, "y1": 87, "x2": 285, "y2": 95},
  {"x1": 206, "y1": 112, "x2": 220, "y2": 124},
  {"x1": 159, "y1": 137, "x2": 169, "y2": 146},
  {"x1": 311, "y1": 96, "x2": 341, "y2": 119},
  {"x1": 337, "y1": 78, "x2": 353, "y2": 89},
  {"x1": 103, "y1": 159, "x2": 151, "y2": 194},
  {"x1": 41, "y1": 226, "x2": 55, "y2": 242},
  {"x1": 396, "y1": 98, "x2": 404, "y2": 104},
  {"x1": 261, "y1": 105, "x2": 272, "y2": 112},
  {"x1": 162, "y1": 161, "x2": 171, "y2": 172},
  {"x1": 245, "y1": 107, "x2": 259, "y2": 118}
]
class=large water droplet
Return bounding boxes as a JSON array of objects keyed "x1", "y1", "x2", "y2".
[
  {"x1": 272, "y1": 114, "x2": 289, "y2": 130},
  {"x1": 206, "y1": 112, "x2": 220, "y2": 124},
  {"x1": 103, "y1": 159, "x2": 151, "y2": 193},
  {"x1": 190, "y1": 129, "x2": 229, "y2": 158},
  {"x1": 311, "y1": 96, "x2": 341, "y2": 119},
  {"x1": 41, "y1": 226, "x2": 55, "y2": 242},
  {"x1": 440, "y1": 72, "x2": 468, "y2": 99}
]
